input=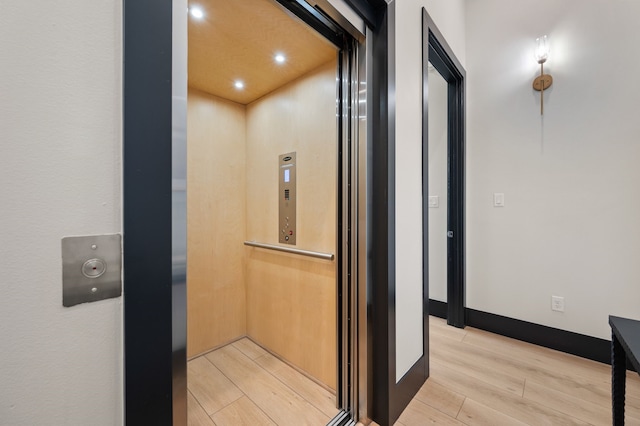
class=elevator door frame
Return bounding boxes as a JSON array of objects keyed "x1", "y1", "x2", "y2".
[
  {"x1": 122, "y1": 0, "x2": 380, "y2": 425},
  {"x1": 265, "y1": 5, "x2": 367, "y2": 420}
]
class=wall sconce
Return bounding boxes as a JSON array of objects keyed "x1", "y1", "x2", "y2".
[{"x1": 533, "y1": 35, "x2": 553, "y2": 115}]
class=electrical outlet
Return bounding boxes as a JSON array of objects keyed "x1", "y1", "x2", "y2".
[{"x1": 551, "y1": 295, "x2": 565, "y2": 312}]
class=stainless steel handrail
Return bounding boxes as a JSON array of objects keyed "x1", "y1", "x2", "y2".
[{"x1": 243, "y1": 241, "x2": 335, "y2": 261}]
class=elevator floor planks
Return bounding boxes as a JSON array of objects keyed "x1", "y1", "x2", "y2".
[
  {"x1": 188, "y1": 338, "x2": 337, "y2": 426},
  {"x1": 188, "y1": 356, "x2": 243, "y2": 415},
  {"x1": 189, "y1": 322, "x2": 640, "y2": 425},
  {"x1": 211, "y1": 396, "x2": 276, "y2": 426},
  {"x1": 254, "y1": 352, "x2": 339, "y2": 418},
  {"x1": 188, "y1": 390, "x2": 216, "y2": 426}
]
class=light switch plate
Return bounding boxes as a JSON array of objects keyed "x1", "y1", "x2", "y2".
[
  {"x1": 428, "y1": 196, "x2": 439, "y2": 208},
  {"x1": 494, "y1": 193, "x2": 505, "y2": 207},
  {"x1": 551, "y1": 295, "x2": 565, "y2": 312},
  {"x1": 62, "y1": 234, "x2": 122, "y2": 307}
]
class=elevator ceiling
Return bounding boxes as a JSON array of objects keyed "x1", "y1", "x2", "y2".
[{"x1": 188, "y1": 0, "x2": 337, "y2": 105}]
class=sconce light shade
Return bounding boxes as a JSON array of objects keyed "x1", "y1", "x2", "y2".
[
  {"x1": 533, "y1": 35, "x2": 552, "y2": 115},
  {"x1": 535, "y1": 35, "x2": 549, "y2": 64}
]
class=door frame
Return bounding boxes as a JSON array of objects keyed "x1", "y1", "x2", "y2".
[
  {"x1": 123, "y1": 1, "x2": 176, "y2": 424},
  {"x1": 122, "y1": 0, "x2": 388, "y2": 425},
  {"x1": 423, "y1": 8, "x2": 466, "y2": 328}
]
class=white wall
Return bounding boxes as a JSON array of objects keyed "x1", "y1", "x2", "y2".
[
  {"x1": 0, "y1": 1, "x2": 123, "y2": 425},
  {"x1": 466, "y1": 0, "x2": 640, "y2": 340},
  {"x1": 392, "y1": 0, "x2": 466, "y2": 381}
]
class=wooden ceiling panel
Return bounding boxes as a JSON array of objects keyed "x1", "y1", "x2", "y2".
[{"x1": 188, "y1": 0, "x2": 338, "y2": 104}]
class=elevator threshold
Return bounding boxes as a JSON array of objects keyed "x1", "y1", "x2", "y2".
[
  {"x1": 327, "y1": 410, "x2": 356, "y2": 426},
  {"x1": 188, "y1": 337, "x2": 339, "y2": 425}
]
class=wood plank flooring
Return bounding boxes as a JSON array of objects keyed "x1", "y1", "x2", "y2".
[
  {"x1": 188, "y1": 338, "x2": 339, "y2": 426},
  {"x1": 189, "y1": 318, "x2": 640, "y2": 425},
  {"x1": 394, "y1": 317, "x2": 640, "y2": 426}
]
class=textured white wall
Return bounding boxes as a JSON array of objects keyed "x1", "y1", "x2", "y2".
[
  {"x1": 393, "y1": 0, "x2": 466, "y2": 382},
  {"x1": 0, "y1": 1, "x2": 123, "y2": 425},
  {"x1": 466, "y1": 0, "x2": 640, "y2": 339}
]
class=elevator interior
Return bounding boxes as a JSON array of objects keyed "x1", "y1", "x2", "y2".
[{"x1": 186, "y1": 0, "x2": 340, "y2": 403}]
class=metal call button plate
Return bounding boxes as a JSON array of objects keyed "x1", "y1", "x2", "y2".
[{"x1": 61, "y1": 234, "x2": 122, "y2": 307}]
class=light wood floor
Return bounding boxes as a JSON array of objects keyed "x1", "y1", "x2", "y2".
[
  {"x1": 187, "y1": 338, "x2": 339, "y2": 426},
  {"x1": 393, "y1": 317, "x2": 640, "y2": 426},
  {"x1": 188, "y1": 317, "x2": 640, "y2": 425}
]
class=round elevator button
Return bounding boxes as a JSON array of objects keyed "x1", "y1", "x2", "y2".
[{"x1": 82, "y1": 258, "x2": 106, "y2": 279}]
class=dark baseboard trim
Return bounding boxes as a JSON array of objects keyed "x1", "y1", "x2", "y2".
[
  {"x1": 465, "y1": 308, "x2": 611, "y2": 365},
  {"x1": 428, "y1": 299, "x2": 447, "y2": 319},
  {"x1": 429, "y1": 301, "x2": 616, "y2": 367}
]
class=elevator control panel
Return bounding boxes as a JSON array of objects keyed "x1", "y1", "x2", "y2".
[
  {"x1": 279, "y1": 152, "x2": 296, "y2": 245},
  {"x1": 61, "y1": 234, "x2": 122, "y2": 307}
]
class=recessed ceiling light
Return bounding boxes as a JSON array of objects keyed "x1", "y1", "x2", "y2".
[
  {"x1": 234, "y1": 80, "x2": 244, "y2": 89},
  {"x1": 274, "y1": 53, "x2": 286, "y2": 64},
  {"x1": 190, "y1": 7, "x2": 204, "y2": 19}
]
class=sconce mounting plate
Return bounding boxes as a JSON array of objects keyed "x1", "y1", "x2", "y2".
[{"x1": 533, "y1": 74, "x2": 553, "y2": 91}]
